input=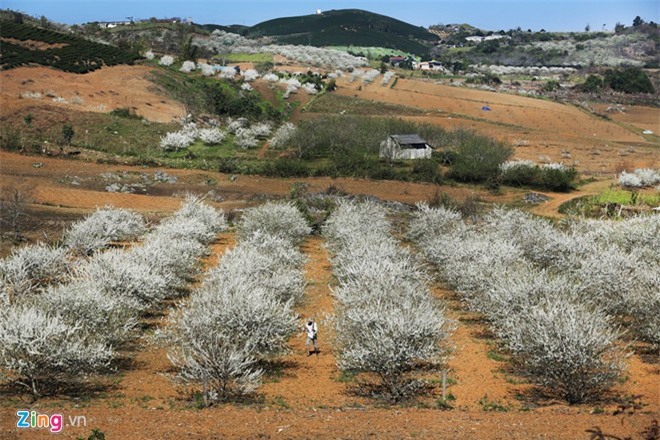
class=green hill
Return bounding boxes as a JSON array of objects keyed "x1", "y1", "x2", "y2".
[
  {"x1": 0, "y1": 20, "x2": 141, "y2": 73},
  {"x1": 245, "y1": 9, "x2": 438, "y2": 57}
]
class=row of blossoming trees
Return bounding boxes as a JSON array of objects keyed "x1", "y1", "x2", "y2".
[
  {"x1": 410, "y1": 204, "x2": 658, "y2": 403},
  {"x1": 162, "y1": 202, "x2": 311, "y2": 403},
  {"x1": 0, "y1": 196, "x2": 225, "y2": 397}
]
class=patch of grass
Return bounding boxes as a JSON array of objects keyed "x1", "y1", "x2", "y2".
[
  {"x1": 221, "y1": 52, "x2": 274, "y2": 63},
  {"x1": 559, "y1": 188, "x2": 660, "y2": 217},
  {"x1": 478, "y1": 394, "x2": 509, "y2": 412},
  {"x1": 271, "y1": 395, "x2": 290, "y2": 409},
  {"x1": 336, "y1": 371, "x2": 357, "y2": 383},
  {"x1": 487, "y1": 350, "x2": 507, "y2": 362}
]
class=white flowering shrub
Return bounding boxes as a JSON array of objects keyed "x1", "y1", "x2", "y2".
[
  {"x1": 237, "y1": 202, "x2": 311, "y2": 244},
  {"x1": 240, "y1": 82, "x2": 253, "y2": 91},
  {"x1": 407, "y1": 203, "x2": 462, "y2": 245},
  {"x1": 233, "y1": 128, "x2": 259, "y2": 149},
  {"x1": 0, "y1": 304, "x2": 112, "y2": 396},
  {"x1": 618, "y1": 169, "x2": 660, "y2": 188},
  {"x1": 63, "y1": 207, "x2": 146, "y2": 256},
  {"x1": 250, "y1": 122, "x2": 272, "y2": 138},
  {"x1": 39, "y1": 280, "x2": 140, "y2": 346},
  {"x1": 269, "y1": 122, "x2": 296, "y2": 149},
  {"x1": 133, "y1": 233, "x2": 205, "y2": 288},
  {"x1": 155, "y1": 195, "x2": 226, "y2": 245},
  {"x1": 501, "y1": 298, "x2": 626, "y2": 404},
  {"x1": 262, "y1": 73, "x2": 279, "y2": 82},
  {"x1": 76, "y1": 249, "x2": 175, "y2": 308},
  {"x1": 0, "y1": 243, "x2": 69, "y2": 303},
  {"x1": 199, "y1": 63, "x2": 214, "y2": 76},
  {"x1": 381, "y1": 71, "x2": 395, "y2": 86},
  {"x1": 159, "y1": 130, "x2": 195, "y2": 151},
  {"x1": 205, "y1": 232, "x2": 306, "y2": 304},
  {"x1": 145, "y1": 50, "x2": 155, "y2": 60},
  {"x1": 302, "y1": 82, "x2": 318, "y2": 95},
  {"x1": 226, "y1": 117, "x2": 247, "y2": 134},
  {"x1": 180, "y1": 60, "x2": 196, "y2": 73},
  {"x1": 242, "y1": 69, "x2": 259, "y2": 82},
  {"x1": 159, "y1": 55, "x2": 174, "y2": 66},
  {"x1": 362, "y1": 69, "x2": 380, "y2": 84},
  {"x1": 164, "y1": 210, "x2": 304, "y2": 402},
  {"x1": 219, "y1": 68, "x2": 236, "y2": 79},
  {"x1": 198, "y1": 128, "x2": 226, "y2": 145}
]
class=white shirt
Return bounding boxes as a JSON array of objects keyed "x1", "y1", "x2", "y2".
[{"x1": 305, "y1": 322, "x2": 317, "y2": 339}]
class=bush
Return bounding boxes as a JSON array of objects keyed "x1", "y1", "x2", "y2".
[
  {"x1": 499, "y1": 160, "x2": 577, "y2": 192},
  {"x1": 76, "y1": 249, "x2": 175, "y2": 308},
  {"x1": 604, "y1": 67, "x2": 655, "y2": 94},
  {"x1": 0, "y1": 304, "x2": 112, "y2": 397},
  {"x1": 159, "y1": 55, "x2": 174, "y2": 66},
  {"x1": 198, "y1": 128, "x2": 226, "y2": 146},
  {"x1": 237, "y1": 202, "x2": 311, "y2": 245},
  {"x1": 502, "y1": 298, "x2": 626, "y2": 404},
  {"x1": 0, "y1": 243, "x2": 69, "y2": 303},
  {"x1": 449, "y1": 133, "x2": 513, "y2": 183},
  {"x1": 63, "y1": 207, "x2": 146, "y2": 256},
  {"x1": 39, "y1": 280, "x2": 140, "y2": 346}
]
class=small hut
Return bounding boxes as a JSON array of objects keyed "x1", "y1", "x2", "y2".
[{"x1": 379, "y1": 134, "x2": 433, "y2": 160}]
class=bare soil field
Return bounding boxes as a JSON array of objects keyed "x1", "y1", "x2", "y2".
[
  {"x1": 0, "y1": 66, "x2": 186, "y2": 123},
  {"x1": 333, "y1": 76, "x2": 659, "y2": 174}
]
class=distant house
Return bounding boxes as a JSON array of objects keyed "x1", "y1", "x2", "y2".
[
  {"x1": 418, "y1": 61, "x2": 445, "y2": 72},
  {"x1": 389, "y1": 56, "x2": 405, "y2": 66},
  {"x1": 379, "y1": 135, "x2": 433, "y2": 160}
]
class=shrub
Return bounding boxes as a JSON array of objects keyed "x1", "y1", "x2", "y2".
[
  {"x1": 502, "y1": 298, "x2": 626, "y2": 404},
  {"x1": 269, "y1": 123, "x2": 296, "y2": 149},
  {"x1": 76, "y1": 249, "x2": 175, "y2": 308},
  {"x1": 159, "y1": 130, "x2": 195, "y2": 151},
  {"x1": 39, "y1": 280, "x2": 140, "y2": 346},
  {"x1": 63, "y1": 207, "x2": 146, "y2": 256},
  {"x1": 618, "y1": 169, "x2": 660, "y2": 188},
  {"x1": 198, "y1": 128, "x2": 226, "y2": 145},
  {"x1": 145, "y1": 50, "x2": 155, "y2": 60},
  {"x1": 205, "y1": 233, "x2": 306, "y2": 304},
  {"x1": 242, "y1": 69, "x2": 259, "y2": 82},
  {"x1": 180, "y1": 60, "x2": 196, "y2": 73},
  {"x1": 233, "y1": 128, "x2": 259, "y2": 149},
  {"x1": 499, "y1": 160, "x2": 577, "y2": 192},
  {"x1": 604, "y1": 67, "x2": 655, "y2": 94},
  {"x1": 448, "y1": 133, "x2": 513, "y2": 183},
  {"x1": 0, "y1": 243, "x2": 69, "y2": 303},
  {"x1": 237, "y1": 202, "x2": 311, "y2": 244},
  {"x1": 0, "y1": 304, "x2": 112, "y2": 397},
  {"x1": 159, "y1": 55, "x2": 174, "y2": 66}
]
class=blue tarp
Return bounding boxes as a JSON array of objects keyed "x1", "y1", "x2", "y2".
[{"x1": 482, "y1": 106, "x2": 492, "y2": 111}]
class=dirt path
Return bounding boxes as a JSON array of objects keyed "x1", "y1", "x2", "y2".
[
  {"x1": 530, "y1": 179, "x2": 611, "y2": 218},
  {"x1": 433, "y1": 286, "x2": 527, "y2": 411},
  {"x1": 261, "y1": 236, "x2": 354, "y2": 408}
]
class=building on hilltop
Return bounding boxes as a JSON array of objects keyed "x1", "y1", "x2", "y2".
[{"x1": 379, "y1": 135, "x2": 433, "y2": 160}]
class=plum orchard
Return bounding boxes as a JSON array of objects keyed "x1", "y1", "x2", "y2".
[
  {"x1": 324, "y1": 200, "x2": 452, "y2": 402},
  {"x1": 0, "y1": 196, "x2": 226, "y2": 397},
  {"x1": 165, "y1": 202, "x2": 311, "y2": 403},
  {"x1": 410, "y1": 204, "x2": 658, "y2": 403}
]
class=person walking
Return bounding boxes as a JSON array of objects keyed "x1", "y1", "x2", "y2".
[{"x1": 304, "y1": 318, "x2": 318, "y2": 356}]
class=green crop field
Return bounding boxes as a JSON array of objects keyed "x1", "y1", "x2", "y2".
[{"x1": 0, "y1": 20, "x2": 141, "y2": 73}]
